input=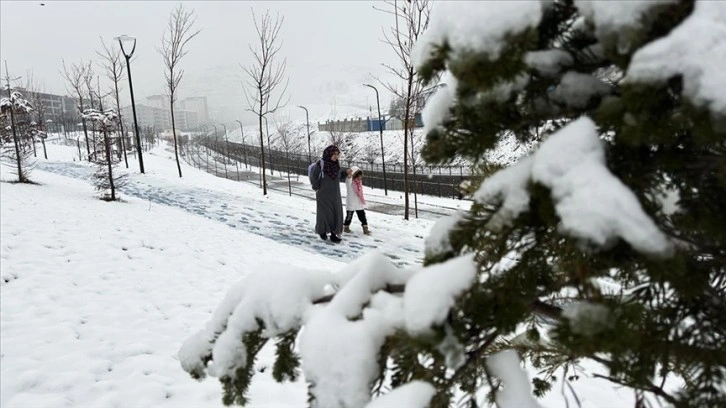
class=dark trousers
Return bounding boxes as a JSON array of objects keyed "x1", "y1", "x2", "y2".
[{"x1": 344, "y1": 210, "x2": 367, "y2": 226}]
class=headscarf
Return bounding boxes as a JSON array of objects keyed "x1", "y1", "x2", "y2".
[{"x1": 321, "y1": 145, "x2": 341, "y2": 180}]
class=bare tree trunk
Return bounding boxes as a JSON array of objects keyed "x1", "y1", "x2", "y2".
[
  {"x1": 402, "y1": 74, "x2": 414, "y2": 220},
  {"x1": 103, "y1": 126, "x2": 115, "y2": 200},
  {"x1": 242, "y1": 9, "x2": 288, "y2": 195},
  {"x1": 4, "y1": 74, "x2": 25, "y2": 183},
  {"x1": 41, "y1": 137, "x2": 47, "y2": 160},
  {"x1": 170, "y1": 102, "x2": 183, "y2": 177},
  {"x1": 113, "y1": 79, "x2": 128, "y2": 168},
  {"x1": 258, "y1": 111, "x2": 267, "y2": 195},
  {"x1": 160, "y1": 3, "x2": 200, "y2": 179},
  {"x1": 80, "y1": 98, "x2": 90, "y2": 160}
]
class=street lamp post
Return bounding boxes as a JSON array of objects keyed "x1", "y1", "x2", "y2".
[
  {"x1": 235, "y1": 120, "x2": 248, "y2": 169},
  {"x1": 298, "y1": 105, "x2": 311, "y2": 162},
  {"x1": 363, "y1": 83, "x2": 388, "y2": 195},
  {"x1": 116, "y1": 35, "x2": 144, "y2": 174},
  {"x1": 220, "y1": 123, "x2": 228, "y2": 179}
]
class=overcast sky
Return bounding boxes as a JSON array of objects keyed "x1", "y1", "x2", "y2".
[{"x1": 0, "y1": 1, "x2": 401, "y2": 124}]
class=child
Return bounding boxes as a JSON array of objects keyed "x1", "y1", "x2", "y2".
[{"x1": 344, "y1": 166, "x2": 370, "y2": 235}]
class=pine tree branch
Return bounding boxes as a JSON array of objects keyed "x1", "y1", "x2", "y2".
[{"x1": 591, "y1": 374, "x2": 676, "y2": 405}]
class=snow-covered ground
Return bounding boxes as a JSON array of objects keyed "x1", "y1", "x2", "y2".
[{"x1": 1, "y1": 141, "x2": 655, "y2": 407}]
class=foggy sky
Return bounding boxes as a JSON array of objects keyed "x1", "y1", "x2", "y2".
[{"x1": 0, "y1": 1, "x2": 401, "y2": 124}]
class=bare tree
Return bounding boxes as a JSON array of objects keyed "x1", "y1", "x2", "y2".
[
  {"x1": 327, "y1": 123, "x2": 346, "y2": 147},
  {"x1": 97, "y1": 37, "x2": 129, "y2": 168},
  {"x1": 60, "y1": 59, "x2": 91, "y2": 160},
  {"x1": 375, "y1": 0, "x2": 436, "y2": 220},
  {"x1": 24, "y1": 70, "x2": 47, "y2": 159},
  {"x1": 363, "y1": 142, "x2": 380, "y2": 165},
  {"x1": 83, "y1": 61, "x2": 99, "y2": 154},
  {"x1": 160, "y1": 3, "x2": 201, "y2": 178},
  {"x1": 274, "y1": 118, "x2": 304, "y2": 196},
  {"x1": 241, "y1": 9, "x2": 289, "y2": 195}
]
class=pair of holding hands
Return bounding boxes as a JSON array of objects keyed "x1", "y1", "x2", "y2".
[{"x1": 314, "y1": 168, "x2": 353, "y2": 193}]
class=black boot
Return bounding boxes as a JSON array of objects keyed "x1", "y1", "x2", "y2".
[
  {"x1": 330, "y1": 233, "x2": 342, "y2": 243},
  {"x1": 319, "y1": 233, "x2": 328, "y2": 241}
]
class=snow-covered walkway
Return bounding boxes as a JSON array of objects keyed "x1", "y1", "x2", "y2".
[{"x1": 35, "y1": 147, "x2": 431, "y2": 267}]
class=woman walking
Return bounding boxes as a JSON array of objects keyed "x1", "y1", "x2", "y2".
[{"x1": 311, "y1": 145, "x2": 350, "y2": 243}]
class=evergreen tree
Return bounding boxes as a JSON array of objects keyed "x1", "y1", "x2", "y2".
[
  {"x1": 415, "y1": 0, "x2": 725, "y2": 406},
  {"x1": 1, "y1": 89, "x2": 36, "y2": 183},
  {"x1": 180, "y1": 2, "x2": 725, "y2": 407},
  {"x1": 82, "y1": 107, "x2": 126, "y2": 201}
]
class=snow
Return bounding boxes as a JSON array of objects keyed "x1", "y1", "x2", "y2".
[
  {"x1": 420, "y1": 71, "x2": 457, "y2": 134},
  {"x1": 627, "y1": 1, "x2": 726, "y2": 117},
  {"x1": 474, "y1": 156, "x2": 533, "y2": 231},
  {"x1": 1, "y1": 91, "x2": 34, "y2": 113},
  {"x1": 403, "y1": 254, "x2": 477, "y2": 335},
  {"x1": 550, "y1": 71, "x2": 611, "y2": 109},
  {"x1": 0, "y1": 167, "x2": 337, "y2": 408},
  {"x1": 424, "y1": 210, "x2": 464, "y2": 258},
  {"x1": 486, "y1": 350, "x2": 543, "y2": 408},
  {"x1": 531, "y1": 117, "x2": 671, "y2": 255},
  {"x1": 474, "y1": 117, "x2": 672, "y2": 256},
  {"x1": 525, "y1": 49, "x2": 574, "y2": 78},
  {"x1": 204, "y1": 266, "x2": 331, "y2": 379},
  {"x1": 364, "y1": 381, "x2": 436, "y2": 408},
  {"x1": 412, "y1": 1, "x2": 543, "y2": 67},
  {"x1": 1, "y1": 137, "x2": 679, "y2": 407},
  {"x1": 575, "y1": 0, "x2": 677, "y2": 53},
  {"x1": 562, "y1": 301, "x2": 613, "y2": 336},
  {"x1": 299, "y1": 252, "x2": 410, "y2": 407}
]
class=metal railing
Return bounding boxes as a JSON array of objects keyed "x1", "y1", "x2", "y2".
[{"x1": 193, "y1": 137, "x2": 471, "y2": 199}]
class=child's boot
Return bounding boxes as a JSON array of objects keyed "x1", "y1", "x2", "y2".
[
  {"x1": 344, "y1": 225, "x2": 352, "y2": 233},
  {"x1": 363, "y1": 225, "x2": 371, "y2": 235}
]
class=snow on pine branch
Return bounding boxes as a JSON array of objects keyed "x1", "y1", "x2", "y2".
[
  {"x1": 404, "y1": 254, "x2": 476, "y2": 335},
  {"x1": 180, "y1": 252, "x2": 481, "y2": 406},
  {"x1": 575, "y1": 0, "x2": 677, "y2": 52},
  {"x1": 474, "y1": 116, "x2": 672, "y2": 256},
  {"x1": 627, "y1": 1, "x2": 726, "y2": 117},
  {"x1": 486, "y1": 350, "x2": 543, "y2": 408},
  {"x1": 411, "y1": 1, "x2": 543, "y2": 68},
  {"x1": 0, "y1": 91, "x2": 34, "y2": 114},
  {"x1": 82, "y1": 109, "x2": 118, "y2": 127},
  {"x1": 179, "y1": 264, "x2": 332, "y2": 379}
]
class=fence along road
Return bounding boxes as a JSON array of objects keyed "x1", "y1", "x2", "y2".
[
  {"x1": 191, "y1": 137, "x2": 472, "y2": 200},
  {"x1": 183, "y1": 140, "x2": 470, "y2": 221}
]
